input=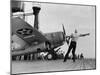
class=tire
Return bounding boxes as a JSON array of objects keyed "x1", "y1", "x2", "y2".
[{"x1": 47, "y1": 54, "x2": 53, "y2": 60}]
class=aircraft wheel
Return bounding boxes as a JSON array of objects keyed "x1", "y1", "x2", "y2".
[{"x1": 47, "y1": 54, "x2": 53, "y2": 60}]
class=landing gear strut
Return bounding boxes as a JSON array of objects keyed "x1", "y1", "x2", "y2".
[{"x1": 45, "y1": 41, "x2": 58, "y2": 60}]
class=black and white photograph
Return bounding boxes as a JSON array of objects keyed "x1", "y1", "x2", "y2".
[{"x1": 11, "y1": 0, "x2": 96, "y2": 74}]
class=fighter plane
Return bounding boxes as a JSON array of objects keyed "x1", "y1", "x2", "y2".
[
  {"x1": 11, "y1": 1, "x2": 90, "y2": 61},
  {"x1": 11, "y1": 1, "x2": 69, "y2": 60}
]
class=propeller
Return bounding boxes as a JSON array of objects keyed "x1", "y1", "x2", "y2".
[
  {"x1": 62, "y1": 24, "x2": 66, "y2": 36},
  {"x1": 62, "y1": 24, "x2": 70, "y2": 45}
]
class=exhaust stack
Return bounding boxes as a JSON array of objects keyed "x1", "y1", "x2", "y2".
[{"x1": 32, "y1": 6, "x2": 41, "y2": 30}]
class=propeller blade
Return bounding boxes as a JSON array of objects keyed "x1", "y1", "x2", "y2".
[
  {"x1": 62, "y1": 24, "x2": 66, "y2": 41},
  {"x1": 62, "y1": 24, "x2": 66, "y2": 36},
  {"x1": 62, "y1": 24, "x2": 70, "y2": 45},
  {"x1": 66, "y1": 36, "x2": 70, "y2": 45}
]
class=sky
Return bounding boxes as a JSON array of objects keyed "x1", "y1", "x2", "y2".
[{"x1": 24, "y1": 2, "x2": 95, "y2": 58}]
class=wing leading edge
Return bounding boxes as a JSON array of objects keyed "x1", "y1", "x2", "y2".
[{"x1": 11, "y1": 17, "x2": 48, "y2": 45}]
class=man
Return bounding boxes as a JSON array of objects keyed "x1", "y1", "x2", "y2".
[{"x1": 63, "y1": 29, "x2": 89, "y2": 62}]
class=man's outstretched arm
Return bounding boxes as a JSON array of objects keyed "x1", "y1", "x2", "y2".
[{"x1": 79, "y1": 33, "x2": 90, "y2": 37}]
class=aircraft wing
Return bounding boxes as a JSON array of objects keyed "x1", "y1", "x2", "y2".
[
  {"x1": 12, "y1": 42, "x2": 46, "y2": 56},
  {"x1": 11, "y1": 17, "x2": 48, "y2": 45}
]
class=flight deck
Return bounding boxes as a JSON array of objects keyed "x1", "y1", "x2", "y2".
[{"x1": 12, "y1": 59, "x2": 96, "y2": 74}]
